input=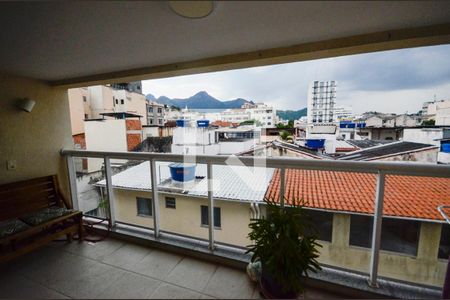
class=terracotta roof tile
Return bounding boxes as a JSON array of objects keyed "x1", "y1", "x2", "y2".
[{"x1": 265, "y1": 169, "x2": 450, "y2": 221}]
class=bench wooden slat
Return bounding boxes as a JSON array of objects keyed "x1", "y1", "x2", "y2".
[{"x1": 0, "y1": 175, "x2": 83, "y2": 263}]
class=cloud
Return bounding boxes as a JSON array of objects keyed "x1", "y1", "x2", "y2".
[{"x1": 142, "y1": 44, "x2": 450, "y2": 114}]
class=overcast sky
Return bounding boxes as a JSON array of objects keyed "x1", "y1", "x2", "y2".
[{"x1": 142, "y1": 44, "x2": 450, "y2": 114}]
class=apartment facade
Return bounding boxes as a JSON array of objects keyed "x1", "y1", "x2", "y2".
[
  {"x1": 265, "y1": 169, "x2": 450, "y2": 287},
  {"x1": 96, "y1": 163, "x2": 274, "y2": 247},
  {"x1": 307, "y1": 80, "x2": 337, "y2": 124},
  {"x1": 146, "y1": 101, "x2": 165, "y2": 125}
]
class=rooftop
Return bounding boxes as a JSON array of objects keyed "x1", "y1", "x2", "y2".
[
  {"x1": 337, "y1": 141, "x2": 438, "y2": 161},
  {"x1": 265, "y1": 169, "x2": 450, "y2": 221},
  {"x1": 97, "y1": 162, "x2": 274, "y2": 203}
]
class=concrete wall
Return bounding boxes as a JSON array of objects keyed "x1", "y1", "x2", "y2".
[
  {"x1": 403, "y1": 128, "x2": 442, "y2": 147},
  {"x1": 84, "y1": 119, "x2": 127, "y2": 172},
  {"x1": 88, "y1": 85, "x2": 114, "y2": 118},
  {"x1": 0, "y1": 74, "x2": 72, "y2": 196},
  {"x1": 436, "y1": 100, "x2": 450, "y2": 126},
  {"x1": 318, "y1": 214, "x2": 447, "y2": 287},
  {"x1": 113, "y1": 189, "x2": 253, "y2": 247},
  {"x1": 68, "y1": 88, "x2": 86, "y2": 135}
]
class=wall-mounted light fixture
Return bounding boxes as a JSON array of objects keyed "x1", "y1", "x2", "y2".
[
  {"x1": 17, "y1": 98, "x2": 36, "y2": 113},
  {"x1": 169, "y1": 1, "x2": 214, "y2": 19}
]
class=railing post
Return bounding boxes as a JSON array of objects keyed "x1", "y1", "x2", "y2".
[
  {"x1": 368, "y1": 170, "x2": 386, "y2": 287},
  {"x1": 280, "y1": 167, "x2": 286, "y2": 207},
  {"x1": 66, "y1": 155, "x2": 79, "y2": 210},
  {"x1": 104, "y1": 157, "x2": 116, "y2": 227},
  {"x1": 150, "y1": 159, "x2": 161, "y2": 238},
  {"x1": 207, "y1": 162, "x2": 215, "y2": 250}
]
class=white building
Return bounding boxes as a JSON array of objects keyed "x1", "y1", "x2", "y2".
[
  {"x1": 333, "y1": 106, "x2": 353, "y2": 121},
  {"x1": 307, "y1": 80, "x2": 337, "y2": 124},
  {"x1": 420, "y1": 99, "x2": 450, "y2": 125},
  {"x1": 219, "y1": 103, "x2": 276, "y2": 128},
  {"x1": 171, "y1": 121, "x2": 260, "y2": 155}
]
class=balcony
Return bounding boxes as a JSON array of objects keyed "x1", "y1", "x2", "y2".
[
  {"x1": 1, "y1": 237, "x2": 341, "y2": 299},
  {"x1": 58, "y1": 149, "x2": 450, "y2": 299}
]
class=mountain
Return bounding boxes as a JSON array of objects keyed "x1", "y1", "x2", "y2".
[
  {"x1": 276, "y1": 108, "x2": 307, "y2": 121},
  {"x1": 146, "y1": 91, "x2": 253, "y2": 109}
]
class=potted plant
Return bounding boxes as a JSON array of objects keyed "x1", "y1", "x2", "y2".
[{"x1": 246, "y1": 198, "x2": 322, "y2": 298}]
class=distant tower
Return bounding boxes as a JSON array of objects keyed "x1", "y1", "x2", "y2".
[{"x1": 307, "y1": 81, "x2": 337, "y2": 124}]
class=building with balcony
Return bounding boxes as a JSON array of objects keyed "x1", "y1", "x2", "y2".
[{"x1": 1, "y1": 1, "x2": 450, "y2": 299}]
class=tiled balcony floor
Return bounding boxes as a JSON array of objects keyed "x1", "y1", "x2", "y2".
[{"x1": 0, "y1": 238, "x2": 341, "y2": 299}]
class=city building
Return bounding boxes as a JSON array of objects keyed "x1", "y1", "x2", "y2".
[
  {"x1": 265, "y1": 169, "x2": 450, "y2": 287},
  {"x1": 403, "y1": 127, "x2": 450, "y2": 164},
  {"x1": 307, "y1": 81, "x2": 337, "y2": 124},
  {"x1": 146, "y1": 101, "x2": 165, "y2": 125},
  {"x1": 96, "y1": 162, "x2": 274, "y2": 247},
  {"x1": 420, "y1": 99, "x2": 450, "y2": 125}
]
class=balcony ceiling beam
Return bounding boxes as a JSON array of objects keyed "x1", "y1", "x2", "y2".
[{"x1": 50, "y1": 22, "x2": 450, "y2": 88}]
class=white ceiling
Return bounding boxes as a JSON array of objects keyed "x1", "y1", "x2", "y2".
[{"x1": 0, "y1": 1, "x2": 449, "y2": 82}]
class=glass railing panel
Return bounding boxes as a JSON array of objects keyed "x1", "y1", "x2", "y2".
[{"x1": 156, "y1": 161, "x2": 209, "y2": 242}]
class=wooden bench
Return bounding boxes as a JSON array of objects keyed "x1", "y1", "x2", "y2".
[{"x1": 0, "y1": 175, "x2": 83, "y2": 263}]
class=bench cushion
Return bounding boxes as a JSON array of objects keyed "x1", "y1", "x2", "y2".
[
  {"x1": 0, "y1": 219, "x2": 31, "y2": 238},
  {"x1": 20, "y1": 207, "x2": 74, "y2": 226}
]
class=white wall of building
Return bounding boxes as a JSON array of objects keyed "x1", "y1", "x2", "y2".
[
  {"x1": 85, "y1": 119, "x2": 127, "y2": 172},
  {"x1": 403, "y1": 128, "x2": 443, "y2": 147},
  {"x1": 436, "y1": 100, "x2": 450, "y2": 125}
]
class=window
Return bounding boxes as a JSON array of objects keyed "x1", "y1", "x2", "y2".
[
  {"x1": 304, "y1": 209, "x2": 333, "y2": 242},
  {"x1": 83, "y1": 96, "x2": 87, "y2": 102},
  {"x1": 149, "y1": 119, "x2": 154, "y2": 125},
  {"x1": 158, "y1": 119, "x2": 163, "y2": 125},
  {"x1": 201, "y1": 205, "x2": 221, "y2": 228},
  {"x1": 349, "y1": 215, "x2": 420, "y2": 256},
  {"x1": 157, "y1": 108, "x2": 162, "y2": 114},
  {"x1": 136, "y1": 197, "x2": 152, "y2": 217},
  {"x1": 439, "y1": 224, "x2": 450, "y2": 259},
  {"x1": 84, "y1": 114, "x2": 88, "y2": 119},
  {"x1": 148, "y1": 106, "x2": 153, "y2": 113},
  {"x1": 121, "y1": 99, "x2": 124, "y2": 105},
  {"x1": 115, "y1": 99, "x2": 119, "y2": 104},
  {"x1": 165, "y1": 197, "x2": 176, "y2": 209}
]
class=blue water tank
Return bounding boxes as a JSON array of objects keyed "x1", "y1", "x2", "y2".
[
  {"x1": 169, "y1": 163, "x2": 196, "y2": 182},
  {"x1": 305, "y1": 139, "x2": 325, "y2": 149},
  {"x1": 197, "y1": 120, "x2": 210, "y2": 128},
  {"x1": 176, "y1": 120, "x2": 189, "y2": 127},
  {"x1": 357, "y1": 123, "x2": 366, "y2": 128},
  {"x1": 442, "y1": 143, "x2": 450, "y2": 153},
  {"x1": 348, "y1": 123, "x2": 356, "y2": 128}
]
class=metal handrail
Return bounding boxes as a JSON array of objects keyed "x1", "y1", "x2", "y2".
[
  {"x1": 60, "y1": 148, "x2": 450, "y2": 178},
  {"x1": 60, "y1": 148, "x2": 450, "y2": 288}
]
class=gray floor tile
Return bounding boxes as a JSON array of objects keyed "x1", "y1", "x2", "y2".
[
  {"x1": 199, "y1": 294, "x2": 217, "y2": 299},
  {"x1": 47, "y1": 262, "x2": 126, "y2": 298},
  {"x1": 130, "y1": 249, "x2": 183, "y2": 280},
  {"x1": 101, "y1": 243, "x2": 152, "y2": 270},
  {"x1": 202, "y1": 266, "x2": 255, "y2": 299},
  {"x1": 19, "y1": 250, "x2": 96, "y2": 287},
  {"x1": 165, "y1": 257, "x2": 218, "y2": 292},
  {"x1": 149, "y1": 283, "x2": 203, "y2": 299},
  {"x1": 95, "y1": 271, "x2": 161, "y2": 299},
  {"x1": 62, "y1": 238, "x2": 124, "y2": 261},
  {"x1": 0, "y1": 273, "x2": 69, "y2": 299}
]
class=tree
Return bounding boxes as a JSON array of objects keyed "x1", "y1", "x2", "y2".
[
  {"x1": 422, "y1": 119, "x2": 435, "y2": 126},
  {"x1": 279, "y1": 130, "x2": 290, "y2": 141}
]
